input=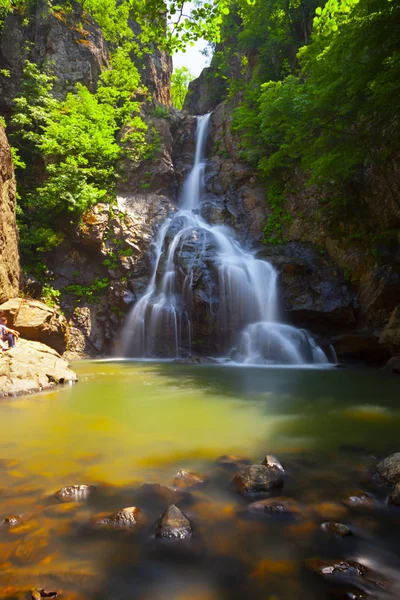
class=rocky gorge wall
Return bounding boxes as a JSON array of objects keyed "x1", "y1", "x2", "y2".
[{"x1": 0, "y1": 124, "x2": 19, "y2": 303}]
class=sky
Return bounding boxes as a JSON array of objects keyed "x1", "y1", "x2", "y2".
[
  {"x1": 173, "y1": 39, "x2": 209, "y2": 77},
  {"x1": 169, "y1": 1, "x2": 210, "y2": 77}
]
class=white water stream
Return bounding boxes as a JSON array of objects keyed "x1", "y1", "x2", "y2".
[{"x1": 119, "y1": 114, "x2": 329, "y2": 364}]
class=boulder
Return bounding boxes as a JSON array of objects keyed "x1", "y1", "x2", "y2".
[
  {"x1": 333, "y1": 333, "x2": 390, "y2": 365},
  {"x1": 91, "y1": 506, "x2": 140, "y2": 529},
  {"x1": 0, "y1": 124, "x2": 19, "y2": 303},
  {"x1": 376, "y1": 453, "x2": 400, "y2": 486},
  {"x1": 0, "y1": 298, "x2": 68, "y2": 354},
  {"x1": 155, "y1": 504, "x2": 192, "y2": 539},
  {"x1": 232, "y1": 464, "x2": 284, "y2": 497},
  {"x1": 0, "y1": 339, "x2": 76, "y2": 397},
  {"x1": 54, "y1": 484, "x2": 95, "y2": 503}
]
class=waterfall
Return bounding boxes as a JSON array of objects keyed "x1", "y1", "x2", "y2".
[{"x1": 119, "y1": 114, "x2": 329, "y2": 365}]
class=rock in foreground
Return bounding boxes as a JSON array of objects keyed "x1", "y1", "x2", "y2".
[
  {"x1": 376, "y1": 453, "x2": 400, "y2": 486},
  {"x1": 233, "y1": 465, "x2": 284, "y2": 497},
  {"x1": 0, "y1": 339, "x2": 77, "y2": 397},
  {"x1": 91, "y1": 506, "x2": 140, "y2": 529},
  {"x1": 156, "y1": 504, "x2": 192, "y2": 539}
]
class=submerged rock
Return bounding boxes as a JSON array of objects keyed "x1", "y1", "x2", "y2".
[
  {"x1": 321, "y1": 522, "x2": 352, "y2": 537},
  {"x1": 261, "y1": 454, "x2": 285, "y2": 472},
  {"x1": 306, "y1": 558, "x2": 367, "y2": 577},
  {"x1": 233, "y1": 464, "x2": 283, "y2": 497},
  {"x1": 376, "y1": 453, "x2": 400, "y2": 485},
  {"x1": 329, "y1": 586, "x2": 369, "y2": 599},
  {"x1": 172, "y1": 470, "x2": 206, "y2": 489},
  {"x1": 91, "y1": 506, "x2": 140, "y2": 529},
  {"x1": 54, "y1": 484, "x2": 96, "y2": 503},
  {"x1": 247, "y1": 497, "x2": 303, "y2": 518},
  {"x1": 3, "y1": 515, "x2": 23, "y2": 528},
  {"x1": 216, "y1": 454, "x2": 251, "y2": 471},
  {"x1": 344, "y1": 492, "x2": 374, "y2": 508},
  {"x1": 137, "y1": 483, "x2": 191, "y2": 506},
  {"x1": 155, "y1": 504, "x2": 192, "y2": 539}
]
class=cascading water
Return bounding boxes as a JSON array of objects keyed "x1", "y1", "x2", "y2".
[{"x1": 119, "y1": 114, "x2": 330, "y2": 365}]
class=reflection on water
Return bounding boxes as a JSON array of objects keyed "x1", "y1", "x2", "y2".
[{"x1": 0, "y1": 363, "x2": 399, "y2": 599}]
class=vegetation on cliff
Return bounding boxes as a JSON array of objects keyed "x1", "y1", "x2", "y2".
[{"x1": 207, "y1": 0, "x2": 399, "y2": 243}]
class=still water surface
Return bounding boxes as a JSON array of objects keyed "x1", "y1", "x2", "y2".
[{"x1": 0, "y1": 362, "x2": 399, "y2": 599}]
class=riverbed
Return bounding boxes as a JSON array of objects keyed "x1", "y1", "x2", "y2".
[{"x1": 0, "y1": 362, "x2": 399, "y2": 599}]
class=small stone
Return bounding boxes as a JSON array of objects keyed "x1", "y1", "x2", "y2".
[
  {"x1": 261, "y1": 455, "x2": 285, "y2": 473},
  {"x1": 376, "y1": 453, "x2": 400, "y2": 485},
  {"x1": 247, "y1": 497, "x2": 303, "y2": 518},
  {"x1": 155, "y1": 504, "x2": 192, "y2": 539},
  {"x1": 54, "y1": 484, "x2": 96, "y2": 503},
  {"x1": 91, "y1": 506, "x2": 140, "y2": 529},
  {"x1": 388, "y1": 482, "x2": 400, "y2": 505},
  {"x1": 344, "y1": 492, "x2": 374, "y2": 508},
  {"x1": 172, "y1": 470, "x2": 205, "y2": 489},
  {"x1": 321, "y1": 522, "x2": 352, "y2": 537},
  {"x1": 3, "y1": 515, "x2": 23, "y2": 528},
  {"x1": 215, "y1": 454, "x2": 250, "y2": 470},
  {"x1": 305, "y1": 558, "x2": 367, "y2": 578},
  {"x1": 232, "y1": 465, "x2": 283, "y2": 497}
]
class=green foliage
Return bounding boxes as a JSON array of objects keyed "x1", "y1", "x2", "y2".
[
  {"x1": 171, "y1": 66, "x2": 194, "y2": 110},
  {"x1": 41, "y1": 283, "x2": 61, "y2": 307},
  {"x1": 152, "y1": 104, "x2": 170, "y2": 118},
  {"x1": 10, "y1": 52, "x2": 148, "y2": 265},
  {"x1": 65, "y1": 277, "x2": 110, "y2": 303}
]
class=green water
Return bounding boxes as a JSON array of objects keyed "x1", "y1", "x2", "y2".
[{"x1": 0, "y1": 362, "x2": 399, "y2": 599}]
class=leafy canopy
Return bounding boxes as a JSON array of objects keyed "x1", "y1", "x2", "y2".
[{"x1": 171, "y1": 66, "x2": 194, "y2": 110}]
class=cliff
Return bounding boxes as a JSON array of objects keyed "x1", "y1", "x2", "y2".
[{"x1": 0, "y1": 124, "x2": 19, "y2": 303}]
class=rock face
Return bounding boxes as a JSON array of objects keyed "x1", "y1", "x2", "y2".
[
  {"x1": 0, "y1": 0, "x2": 109, "y2": 115},
  {"x1": 0, "y1": 297, "x2": 68, "y2": 354},
  {"x1": 0, "y1": 124, "x2": 19, "y2": 303},
  {"x1": 0, "y1": 339, "x2": 77, "y2": 397}
]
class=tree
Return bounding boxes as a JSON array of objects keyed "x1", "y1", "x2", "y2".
[{"x1": 171, "y1": 66, "x2": 194, "y2": 110}]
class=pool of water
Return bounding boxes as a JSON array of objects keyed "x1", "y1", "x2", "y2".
[{"x1": 0, "y1": 362, "x2": 399, "y2": 599}]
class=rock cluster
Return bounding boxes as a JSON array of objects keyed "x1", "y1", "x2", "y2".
[{"x1": 0, "y1": 339, "x2": 77, "y2": 397}]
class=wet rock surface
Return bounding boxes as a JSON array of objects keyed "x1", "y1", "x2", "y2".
[
  {"x1": 155, "y1": 504, "x2": 193, "y2": 539},
  {"x1": 262, "y1": 454, "x2": 285, "y2": 472},
  {"x1": 54, "y1": 484, "x2": 96, "y2": 503},
  {"x1": 91, "y1": 506, "x2": 140, "y2": 529},
  {"x1": 321, "y1": 522, "x2": 352, "y2": 537},
  {"x1": 376, "y1": 453, "x2": 400, "y2": 486},
  {"x1": 305, "y1": 558, "x2": 367, "y2": 578},
  {"x1": 344, "y1": 492, "x2": 374, "y2": 508},
  {"x1": 31, "y1": 590, "x2": 58, "y2": 599},
  {"x1": 0, "y1": 339, "x2": 77, "y2": 397},
  {"x1": 232, "y1": 464, "x2": 284, "y2": 497}
]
